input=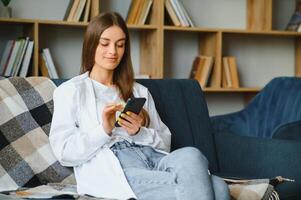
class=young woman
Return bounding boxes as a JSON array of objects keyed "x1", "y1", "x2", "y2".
[{"x1": 49, "y1": 12, "x2": 230, "y2": 200}]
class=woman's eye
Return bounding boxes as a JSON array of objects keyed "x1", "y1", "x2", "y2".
[
  {"x1": 117, "y1": 43, "x2": 125, "y2": 48},
  {"x1": 100, "y1": 43, "x2": 109, "y2": 46}
]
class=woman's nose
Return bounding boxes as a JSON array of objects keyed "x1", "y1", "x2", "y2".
[{"x1": 108, "y1": 44, "x2": 117, "y2": 55}]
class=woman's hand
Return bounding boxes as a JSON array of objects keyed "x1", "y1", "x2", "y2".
[
  {"x1": 117, "y1": 111, "x2": 144, "y2": 135},
  {"x1": 102, "y1": 103, "x2": 123, "y2": 135}
]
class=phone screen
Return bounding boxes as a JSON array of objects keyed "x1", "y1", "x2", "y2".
[{"x1": 115, "y1": 97, "x2": 146, "y2": 127}]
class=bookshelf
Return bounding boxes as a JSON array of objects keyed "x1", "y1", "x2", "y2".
[{"x1": 0, "y1": 0, "x2": 300, "y2": 115}]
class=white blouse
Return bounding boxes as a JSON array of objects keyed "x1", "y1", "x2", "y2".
[{"x1": 49, "y1": 72, "x2": 171, "y2": 199}]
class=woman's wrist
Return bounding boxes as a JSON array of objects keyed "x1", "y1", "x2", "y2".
[{"x1": 134, "y1": 127, "x2": 141, "y2": 135}]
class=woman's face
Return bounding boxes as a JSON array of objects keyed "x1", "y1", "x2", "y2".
[{"x1": 94, "y1": 25, "x2": 126, "y2": 72}]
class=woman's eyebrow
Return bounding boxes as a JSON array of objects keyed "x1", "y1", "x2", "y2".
[{"x1": 100, "y1": 37, "x2": 126, "y2": 42}]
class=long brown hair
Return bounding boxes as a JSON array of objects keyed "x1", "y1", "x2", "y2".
[{"x1": 81, "y1": 12, "x2": 134, "y2": 101}]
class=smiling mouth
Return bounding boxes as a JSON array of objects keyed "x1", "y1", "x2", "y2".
[{"x1": 105, "y1": 57, "x2": 117, "y2": 61}]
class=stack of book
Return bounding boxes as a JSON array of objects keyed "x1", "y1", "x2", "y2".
[
  {"x1": 39, "y1": 48, "x2": 59, "y2": 78},
  {"x1": 165, "y1": 0, "x2": 194, "y2": 27},
  {"x1": 222, "y1": 56, "x2": 240, "y2": 89},
  {"x1": 126, "y1": 0, "x2": 153, "y2": 25},
  {"x1": 190, "y1": 56, "x2": 214, "y2": 89},
  {"x1": 0, "y1": 37, "x2": 34, "y2": 77},
  {"x1": 65, "y1": 0, "x2": 96, "y2": 22},
  {"x1": 190, "y1": 55, "x2": 240, "y2": 89}
]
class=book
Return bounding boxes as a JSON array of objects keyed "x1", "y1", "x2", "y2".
[
  {"x1": 222, "y1": 57, "x2": 232, "y2": 88},
  {"x1": 39, "y1": 53, "x2": 50, "y2": 77},
  {"x1": 19, "y1": 41, "x2": 34, "y2": 77},
  {"x1": 286, "y1": 2, "x2": 301, "y2": 31},
  {"x1": 138, "y1": 0, "x2": 153, "y2": 25},
  {"x1": 127, "y1": 0, "x2": 140, "y2": 24},
  {"x1": 208, "y1": 57, "x2": 222, "y2": 88},
  {"x1": 227, "y1": 56, "x2": 240, "y2": 88},
  {"x1": 200, "y1": 56, "x2": 214, "y2": 88},
  {"x1": 63, "y1": 0, "x2": 74, "y2": 21},
  {"x1": 13, "y1": 37, "x2": 30, "y2": 76},
  {"x1": 0, "y1": 40, "x2": 14, "y2": 75},
  {"x1": 73, "y1": 0, "x2": 87, "y2": 22},
  {"x1": 170, "y1": 0, "x2": 187, "y2": 27},
  {"x1": 90, "y1": 0, "x2": 99, "y2": 19},
  {"x1": 4, "y1": 39, "x2": 21, "y2": 76},
  {"x1": 170, "y1": 0, "x2": 193, "y2": 27},
  {"x1": 67, "y1": 0, "x2": 80, "y2": 21},
  {"x1": 165, "y1": 0, "x2": 181, "y2": 26},
  {"x1": 194, "y1": 56, "x2": 214, "y2": 88},
  {"x1": 11, "y1": 38, "x2": 26, "y2": 76},
  {"x1": 133, "y1": 0, "x2": 145, "y2": 24},
  {"x1": 42, "y1": 48, "x2": 59, "y2": 78},
  {"x1": 189, "y1": 56, "x2": 200, "y2": 79},
  {"x1": 175, "y1": 0, "x2": 194, "y2": 27},
  {"x1": 83, "y1": 0, "x2": 91, "y2": 22}
]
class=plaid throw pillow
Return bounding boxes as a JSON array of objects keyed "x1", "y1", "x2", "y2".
[{"x1": 0, "y1": 77, "x2": 75, "y2": 192}]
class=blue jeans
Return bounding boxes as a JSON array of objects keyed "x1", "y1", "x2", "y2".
[{"x1": 111, "y1": 141, "x2": 230, "y2": 200}]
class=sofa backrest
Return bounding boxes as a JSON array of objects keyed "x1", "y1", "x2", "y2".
[
  {"x1": 53, "y1": 79, "x2": 219, "y2": 172},
  {"x1": 228, "y1": 77, "x2": 301, "y2": 138}
]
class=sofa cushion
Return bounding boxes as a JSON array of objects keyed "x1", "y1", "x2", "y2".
[
  {"x1": 273, "y1": 120, "x2": 301, "y2": 140},
  {"x1": 212, "y1": 77, "x2": 301, "y2": 139},
  {"x1": 0, "y1": 77, "x2": 75, "y2": 192}
]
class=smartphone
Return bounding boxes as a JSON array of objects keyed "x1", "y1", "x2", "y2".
[{"x1": 115, "y1": 97, "x2": 146, "y2": 127}]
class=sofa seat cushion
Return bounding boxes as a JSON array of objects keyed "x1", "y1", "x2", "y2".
[{"x1": 0, "y1": 77, "x2": 75, "y2": 192}]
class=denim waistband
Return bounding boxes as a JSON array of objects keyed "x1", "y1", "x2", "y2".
[{"x1": 110, "y1": 140, "x2": 140, "y2": 150}]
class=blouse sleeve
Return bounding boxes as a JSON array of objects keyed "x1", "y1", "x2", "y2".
[
  {"x1": 49, "y1": 83, "x2": 110, "y2": 167},
  {"x1": 131, "y1": 90, "x2": 171, "y2": 153}
]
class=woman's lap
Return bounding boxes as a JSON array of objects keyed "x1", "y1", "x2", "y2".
[{"x1": 111, "y1": 141, "x2": 230, "y2": 200}]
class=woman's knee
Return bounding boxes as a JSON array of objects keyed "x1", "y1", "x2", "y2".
[{"x1": 174, "y1": 147, "x2": 209, "y2": 165}]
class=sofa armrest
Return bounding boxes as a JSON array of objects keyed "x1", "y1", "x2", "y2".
[
  {"x1": 214, "y1": 131, "x2": 301, "y2": 199},
  {"x1": 211, "y1": 111, "x2": 248, "y2": 136},
  {"x1": 273, "y1": 120, "x2": 301, "y2": 140}
]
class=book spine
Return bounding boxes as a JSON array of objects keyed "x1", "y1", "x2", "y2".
[
  {"x1": 171, "y1": 0, "x2": 189, "y2": 27},
  {"x1": 0, "y1": 40, "x2": 14, "y2": 75},
  {"x1": 73, "y1": 0, "x2": 87, "y2": 22},
  {"x1": 14, "y1": 37, "x2": 30, "y2": 76},
  {"x1": 19, "y1": 41, "x2": 34, "y2": 77},
  {"x1": 4, "y1": 40, "x2": 21, "y2": 76},
  {"x1": 67, "y1": 0, "x2": 80, "y2": 21},
  {"x1": 165, "y1": 0, "x2": 181, "y2": 26},
  {"x1": 90, "y1": 0, "x2": 99, "y2": 19},
  {"x1": 42, "y1": 48, "x2": 59, "y2": 78},
  {"x1": 83, "y1": 0, "x2": 91, "y2": 22}
]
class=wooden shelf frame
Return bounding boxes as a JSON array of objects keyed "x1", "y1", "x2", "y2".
[
  {"x1": 0, "y1": 0, "x2": 162, "y2": 77},
  {"x1": 0, "y1": 0, "x2": 300, "y2": 94},
  {"x1": 163, "y1": 0, "x2": 301, "y2": 93}
]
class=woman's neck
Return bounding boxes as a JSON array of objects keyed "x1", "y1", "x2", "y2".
[{"x1": 89, "y1": 67, "x2": 114, "y2": 86}]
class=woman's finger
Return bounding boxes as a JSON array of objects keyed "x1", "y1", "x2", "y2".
[{"x1": 119, "y1": 113, "x2": 138, "y2": 125}]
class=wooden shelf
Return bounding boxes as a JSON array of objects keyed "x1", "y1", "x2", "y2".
[
  {"x1": 0, "y1": 0, "x2": 300, "y2": 101},
  {"x1": 164, "y1": 25, "x2": 219, "y2": 33},
  {"x1": 0, "y1": 18, "x2": 158, "y2": 30},
  {"x1": 127, "y1": 24, "x2": 158, "y2": 30},
  {"x1": 164, "y1": 25, "x2": 301, "y2": 37},
  {"x1": 0, "y1": 17, "x2": 35, "y2": 24},
  {"x1": 222, "y1": 29, "x2": 301, "y2": 36}
]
